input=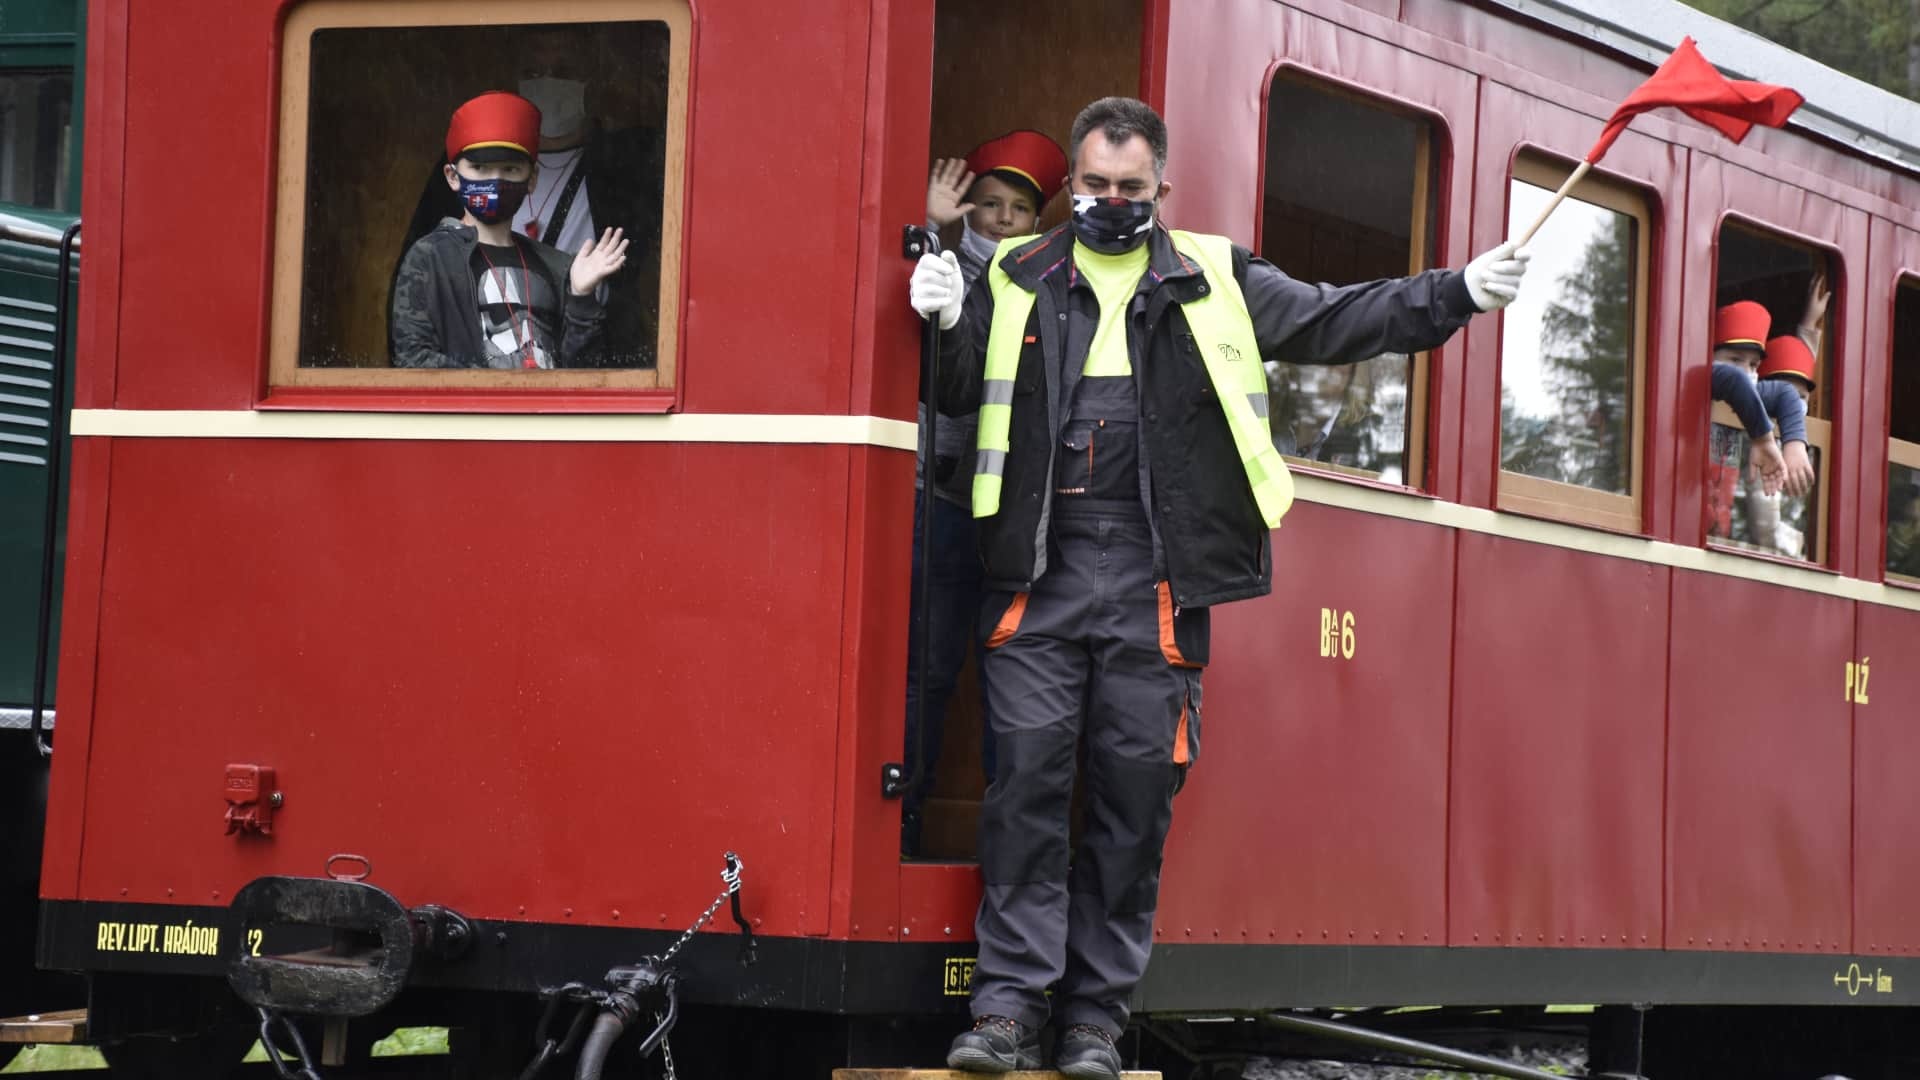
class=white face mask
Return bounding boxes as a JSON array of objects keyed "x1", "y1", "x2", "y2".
[
  {"x1": 518, "y1": 77, "x2": 588, "y2": 138},
  {"x1": 959, "y1": 219, "x2": 1000, "y2": 265}
]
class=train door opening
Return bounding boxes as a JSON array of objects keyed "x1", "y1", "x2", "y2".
[
  {"x1": 1707, "y1": 222, "x2": 1836, "y2": 563},
  {"x1": 903, "y1": 0, "x2": 1145, "y2": 862}
]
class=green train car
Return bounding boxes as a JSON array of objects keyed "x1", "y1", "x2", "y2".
[{"x1": 0, "y1": 0, "x2": 85, "y2": 1059}]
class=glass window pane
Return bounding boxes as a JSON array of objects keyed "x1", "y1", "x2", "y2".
[
  {"x1": 1709, "y1": 432, "x2": 1821, "y2": 559},
  {"x1": 1499, "y1": 178, "x2": 1637, "y2": 496},
  {"x1": 1265, "y1": 354, "x2": 1413, "y2": 484},
  {"x1": 1260, "y1": 75, "x2": 1435, "y2": 487},
  {"x1": 0, "y1": 71, "x2": 73, "y2": 212},
  {"x1": 1891, "y1": 280, "x2": 1920, "y2": 580},
  {"x1": 1887, "y1": 462, "x2": 1920, "y2": 580},
  {"x1": 294, "y1": 19, "x2": 671, "y2": 372}
]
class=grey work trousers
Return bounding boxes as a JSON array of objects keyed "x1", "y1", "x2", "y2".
[{"x1": 970, "y1": 498, "x2": 1207, "y2": 1038}]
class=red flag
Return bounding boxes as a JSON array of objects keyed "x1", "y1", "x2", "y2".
[{"x1": 1585, "y1": 37, "x2": 1804, "y2": 163}]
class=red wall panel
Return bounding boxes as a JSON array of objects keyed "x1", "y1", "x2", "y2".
[
  {"x1": 1449, "y1": 535, "x2": 1667, "y2": 949},
  {"x1": 1159, "y1": 502, "x2": 1453, "y2": 948},
  {"x1": 1667, "y1": 570, "x2": 1852, "y2": 953},
  {"x1": 73, "y1": 440, "x2": 850, "y2": 937},
  {"x1": 107, "y1": 0, "x2": 870, "y2": 416},
  {"x1": 1853, "y1": 602, "x2": 1920, "y2": 955}
]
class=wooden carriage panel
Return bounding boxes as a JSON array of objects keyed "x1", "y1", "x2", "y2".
[
  {"x1": 1854, "y1": 601, "x2": 1920, "y2": 956},
  {"x1": 106, "y1": 0, "x2": 875, "y2": 416},
  {"x1": 1667, "y1": 570, "x2": 1853, "y2": 954},
  {"x1": 1159, "y1": 0, "x2": 1478, "y2": 500},
  {"x1": 1448, "y1": 533, "x2": 1668, "y2": 950},
  {"x1": 1159, "y1": 500, "x2": 1454, "y2": 948},
  {"x1": 1680, "y1": 154, "x2": 1871, "y2": 570},
  {"x1": 1462, "y1": 81, "x2": 1685, "y2": 536}
]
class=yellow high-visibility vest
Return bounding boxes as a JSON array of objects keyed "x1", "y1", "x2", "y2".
[{"x1": 972, "y1": 230, "x2": 1294, "y2": 529}]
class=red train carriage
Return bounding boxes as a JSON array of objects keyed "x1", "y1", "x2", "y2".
[{"x1": 26, "y1": 0, "x2": 1920, "y2": 1075}]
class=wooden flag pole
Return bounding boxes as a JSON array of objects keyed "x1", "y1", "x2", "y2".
[{"x1": 1514, "y1": 160, "x2": 1592, "y2": 248}]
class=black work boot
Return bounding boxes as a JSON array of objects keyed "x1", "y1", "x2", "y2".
[
  {"x1": 1057, "y1": 1023, "x2": 1123, "y2": 1080},
  {"x1": 946, "y1": 1015, "x2": 1043, "y2": 1072}
]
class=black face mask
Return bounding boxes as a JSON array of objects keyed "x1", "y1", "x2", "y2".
[{"x1": 1070, "y1": 194, "x2": 1154, "y2": 254}]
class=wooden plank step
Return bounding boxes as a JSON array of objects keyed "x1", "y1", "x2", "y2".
[
  {"x1": 835, "y1": 1073, "x2": 1160, "y2": 1079},
  {"x1": 0, "y1": 1008, "x2": 88, "y2": 1044}
]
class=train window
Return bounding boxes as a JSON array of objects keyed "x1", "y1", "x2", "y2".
[
  {"x1": 1888, "y1": 278, "x2": 1920, "y2": 583},
  {"x1": 1496, "y1": 156, "x2": 1649, "y2": 532},
  {"x1": 1258, "y1": 72, "x2": 1439, "y2": 488},
  {"x1": 1706, "y1": 222, "x2": 1834, "y2": 563},
  {"x1": 267, "y1": 0, "x2": 687, "y2": 395},
  {"x1": 0, "y1": 71, "x2": 74, "y2": 212}
]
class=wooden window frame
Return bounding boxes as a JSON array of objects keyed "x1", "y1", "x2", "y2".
[
  {"x1": 1703, "y1": 219, "x2": 1840, "y2": 566},
  {"x1": 1259, "y1": 69, "x2": 1440, "y2": 492},
  {"x1": 1496, "y1": 155, "x2": 1650, "y2": 534},
  {"x1": 1885, "y1": 440, "x2": 1920, "y2": 585},
  {"x1": 1888, "y1": 276, "x2": 1920, "y2": 584},
  {"x1": 265, "y1": 0, "x2": 689, "y2": 402}
]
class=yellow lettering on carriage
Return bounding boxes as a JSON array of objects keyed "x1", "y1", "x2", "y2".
[
  {"x1": 1320, "y1": 609, "x2": 1356, "y2": 661},
  {"x1": 1845, "y1": 658, "x2": 1872, "y2": 704},
  {"x1": 943, "y1": 957, "x2": 975, "y2": 997},
  {"x1": 94, "y1": 919, "x2": 221, "y2": 956}
]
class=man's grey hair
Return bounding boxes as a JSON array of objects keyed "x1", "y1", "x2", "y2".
[{"x1": 1069, "y1": 97, "x2": 1169, "y2": 181}]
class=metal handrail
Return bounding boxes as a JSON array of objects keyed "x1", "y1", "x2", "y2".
[
  {"x1": 0, "y1": 211, "x2": 81, "y2": 252},
  {"x1": 29, "y1": 221, "x2": 80, "y2": 756}
]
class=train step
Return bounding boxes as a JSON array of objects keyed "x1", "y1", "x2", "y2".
[{"x1": 0, "y1": 1008, "x2": 87, "y2": 1044}]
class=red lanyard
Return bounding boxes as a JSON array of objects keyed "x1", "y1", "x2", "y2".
[{"x1": 476, "y1": 240, "x2": 542, "y2": 368}]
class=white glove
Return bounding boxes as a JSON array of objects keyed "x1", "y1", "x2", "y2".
[
  {"x1": 909, "y1": 250, "x2": 964, "y2": 331},
  {"x1": 1464, "y1": 241, "x2": 1531, "y2": 312}
]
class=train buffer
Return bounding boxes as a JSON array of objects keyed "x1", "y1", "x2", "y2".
[{"x1": 0, "y1": 1008, "x2": 87, "y2": 1046}]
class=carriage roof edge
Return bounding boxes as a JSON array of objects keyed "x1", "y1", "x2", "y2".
[{"x1": 1480, "y1": 0, "x2": 1920, "y2": 177}]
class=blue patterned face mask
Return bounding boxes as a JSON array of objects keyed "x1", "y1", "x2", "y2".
[{"x1": 457, "y1": 176, "x2": 529, "y2": 225}]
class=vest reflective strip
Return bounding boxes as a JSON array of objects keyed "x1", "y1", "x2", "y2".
[
  {"x1": 974, "y1": 237, "x2": 1040, "y2": 518},
  {"x1": 973, "y1": 232, "x2": 1294, "y2": 530}
]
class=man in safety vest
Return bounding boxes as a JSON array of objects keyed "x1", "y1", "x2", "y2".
[{"x1": 906, "y1": 97, "x2": 1529, "y2": 1080}]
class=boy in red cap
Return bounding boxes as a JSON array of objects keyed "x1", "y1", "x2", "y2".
[
  {"x1": 900, "y1": 131, "x2": 1068, "y2": 857},
  {"x1": 927, "y1": 130, "x2": 1068, "y2": 284},
  {"x1": 1741, "y1": 331, "x2": 1826, "y2": 555},
  {"x1": 1704, "y1": 299, "x2": 1794, "y2": 537},
  {"x1": 390, "y1": 91, "x2": 629, "y2": 369}
]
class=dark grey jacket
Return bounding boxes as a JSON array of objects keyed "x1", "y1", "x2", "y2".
[
  {"x1": 389, "y1": 219, "x2": 605, "y2": 369},
  {"x1": 935, "y1": 222, "x2": 1479, "y2": 608}
]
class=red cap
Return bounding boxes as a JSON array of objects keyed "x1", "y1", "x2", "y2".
[
  {"x1": 965, "y1": 130, "x2": 1068, "y2": 206},
  {"x1": 1759, "y1": 334, "x2": 1818, "y2": 389},
  {"x1": 445, "y1": 91, "x2": 540, "y2": 164},
  {"x1": 1713, "y1": 301, "x2": 1770, "y2": 352}
]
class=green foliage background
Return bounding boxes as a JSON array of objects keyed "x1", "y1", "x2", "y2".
[{"x1": 1682, "y1": 0, "x2": 1920, "y2": 102}]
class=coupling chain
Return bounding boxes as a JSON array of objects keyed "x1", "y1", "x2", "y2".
[
  {"x1": 659, "y1": 1016, "x2": 678, "y2": 1080},
  {"x1": 256, "y1": 1006, "x2": 324, "y2": 1080}
]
